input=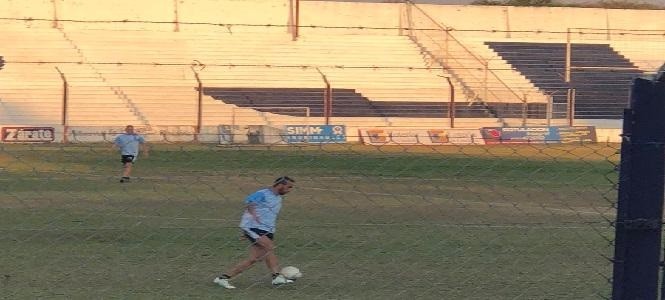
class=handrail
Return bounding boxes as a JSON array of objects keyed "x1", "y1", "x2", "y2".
[
  {"x1": 408, "y1": 2, "x2": 484, "y2": 65},
  {"x1": 316, "y1": 67, "x2": 332, "y2": 124}
]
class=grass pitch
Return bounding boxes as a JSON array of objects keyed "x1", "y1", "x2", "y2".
[{"x1": 0, "y1": 143, "x2": 618, "y2": 299}]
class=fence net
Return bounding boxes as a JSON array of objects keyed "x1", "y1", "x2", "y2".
[
  {"x1": 1, "y1": 138, "x2": 618, "y2": 299},
  {"x1": 1, "y1": 4, "x2": 650, "y2": 298}
]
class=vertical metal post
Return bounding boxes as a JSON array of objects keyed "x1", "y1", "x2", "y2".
[
  {"x1": 55, "y1": 67, "x2": 68, "y2": 143},
  {"x1": 196, "y1": 81, "x2": 202, "y2": 142},
  {"x1": 293, "y1": 0, "x2": 300, "y2": 41},
  {"x1": 612, "y1": 78, "x2": 665, "y2": 300},
  {"x1": 231, "y1": 106, "x2": 236, "y2": 133},
  {"x1": 546, "y1": 94, "x2": 553, "y2": 127},
  {"x1": 305, "y1": 107, "x2": 310, "y2": 144},
  {"x1": 568, "y1": 88, "x2": 577, "y2": 126},
  {"x1": 405, "y1": 0, "x2": 413, "y2": 37},
  {"x1": 567, "y1": 88, "x2": 576, "y2": 127},
  {"x1": 565, "y1": 29, "x2": 571, "y2": 83},
  {"x1": 521, "y1": 94, "x2": 527, "y2": 127},
  {"x1": 52, "y1": 0, "x2": 59, "y2": 28},
  {"x1": 444, "y1": 75, "x2": 455, "y2": 128},
  {"x1": 317, "y1": 68, "x2": 331, "y2": 125},
  {"x1": 191, "y1": 66, "x2": 202, "y2": 142},
  {"x1": 398, "y1": 2, "x2": 403, "y2": 36},
  {"x1": 322, "y1": 84, "x2": 331, "y2": 125},
  {"x1": 565, "y1": 30, "x2": 573, "y2": 126},
  {"x1": 173, "y1": 0, "x2": 180, "y2": 32},
  {"x1": 443, "y1": 30, "x2": 449, "y2": 65},
  {"x1": 483, "y1": 60, "x2": 488, "y2": 103}
]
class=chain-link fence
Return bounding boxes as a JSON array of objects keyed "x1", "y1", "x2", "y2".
[
  {"x1": 1, "y1": 137, "x2": 619, "y2": 299},
  {"x1": 3, "y1": 0, "x2": 661, "y2": 297}
]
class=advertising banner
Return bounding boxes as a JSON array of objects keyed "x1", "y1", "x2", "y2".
[
  {"x1": 285, "y1": 125, "x2": 346, "y2": 143},
  {"x1": 1, "y1": 127, "x2": 55, "y2": 143},
  {"x1": 359, "y1": 128, "x2": 484, "y2": 145},
  {"x1": 556, "y1": 126, "x2": 597, "y2": 143},
  {"x1": 480, "y1": 126, "x2": 597, "y2": 144}
]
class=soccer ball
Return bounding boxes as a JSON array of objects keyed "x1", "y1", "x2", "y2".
[{"x1": 280, "y1": 266, "x2": 303, "y2": 280}]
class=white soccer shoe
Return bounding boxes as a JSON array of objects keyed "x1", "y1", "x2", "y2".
[
  {"x1": 271, "y1": 274, "x2": 294, "y2": 286},
  {"x1": 213, "y1": 277, "x2": 236, "y2": 289}
]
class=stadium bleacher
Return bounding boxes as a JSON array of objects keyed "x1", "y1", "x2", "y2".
[
  {"x1": 202, "y1": 87, "x2": 496, "y2": 118},
  {"x1": 486, "y1": 42, "x2": 642, "y2": 119},
  {"x1": 0, "y1": 0, "x2": 662, "y2": 134}
]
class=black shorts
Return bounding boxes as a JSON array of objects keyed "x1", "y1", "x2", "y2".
[
  {"x1": 243, "y1": 228, "x2": 274, "y2": 243},
  {"x1": 121, "y1": 155, "x2": 136, "y2": 164}
]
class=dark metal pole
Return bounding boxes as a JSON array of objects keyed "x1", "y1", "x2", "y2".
[
  {"x1": 567, "y1": 88, "x2": 576, "y2": 127},
  {"x1": 317, "y1": 68, "x2": 331, "y2": 125},
  {"x1": 197, "y1": 81, "x2": 202, "y2": 142},
  {"x1": 191, "y1": 66, "x2": 202, "y2": 142},
  {"x1": 294, "y1": 0, "x2": 300, "y2": 41},
  {"x1": 52, "y1": 0, "x2": 59, "y2": 28},
  {"x1": 324, "y1": 83, "x2": 332, "y2": 125},
  {"x1": 55, "y1": 67, "x2": 68, "y2": 143},
  {"x1": 323, "y1": 85, "x2": 329, "y2": 125},
  {"x1": 445, "y1": 76, "x2": 455, "y2": 128},
  {"x1": 612, "y1": 78, "x2": 665, "y2": 300},
  {"x1": 173, "y1": 0, "x2": 180, "y2": 32}
]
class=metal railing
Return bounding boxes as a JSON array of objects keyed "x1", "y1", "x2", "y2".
[{"x1": 404, "y1": 1, "x2": 526, "y2": 106}]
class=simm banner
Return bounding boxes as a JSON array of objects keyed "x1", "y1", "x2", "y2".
[{"x1": 284, "y1": 125, "x2": 346, "y2": 143}]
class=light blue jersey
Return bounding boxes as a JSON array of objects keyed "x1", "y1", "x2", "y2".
[
  {"x1": 239, "y1": 188, "x2": 283, "y2": 235},
  {"x1": 114, "y1": 134, "x2": 145, "y2": 156}
]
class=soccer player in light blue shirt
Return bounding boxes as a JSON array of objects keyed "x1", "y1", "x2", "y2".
[
  {"x1": 214, "y1": 176, "x2": 296, "y2": 289},
  {"x1": 239, "y1": 188, "x2": 283, "y2": 236},
  {"x1": 114, "y1": 125, "x2": 148, "y2": 183}
]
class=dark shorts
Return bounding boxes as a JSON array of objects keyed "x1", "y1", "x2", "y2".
[
  {"x1": 243, "y1": 228, "x2": 274, "y2": 243},
  {"x1": 121, "y1": 155, "x2": 136, "y2": 164}
]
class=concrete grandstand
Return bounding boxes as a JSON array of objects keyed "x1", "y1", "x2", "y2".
[{"x1": 0, "y1": 0, "x2": 662, "y2": 142}]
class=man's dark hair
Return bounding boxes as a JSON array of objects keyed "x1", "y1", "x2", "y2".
[
  {"x1": 0, "y1": 56, "x2": 4, "y2": 71},
  {"x1": 273, "y1": 176, "x2": 295, "y2": 186}
]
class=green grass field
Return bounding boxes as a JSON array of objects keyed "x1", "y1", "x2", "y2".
[{"x1": 0, "y1": 143, "x2": 619, "y2": 299}]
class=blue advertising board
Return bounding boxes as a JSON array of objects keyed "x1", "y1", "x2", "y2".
[{"x1": 285, "y1": 125, "x2": 346, "y2": 143}]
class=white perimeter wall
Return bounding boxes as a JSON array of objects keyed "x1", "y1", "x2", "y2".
[{"x1": 2, "y1": 1, "x2": 662, "y2": 34}]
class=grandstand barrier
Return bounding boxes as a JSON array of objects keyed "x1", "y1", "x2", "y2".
[
  {"x1": 67, "y1": 125, "x2": 215, "y2": 143},
  {"x1": 357, "y1": 126, "x2": 598, "y2": 145},
  {"x1": 1, "y1": 124, "x2": 611, "y2": 145}
]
